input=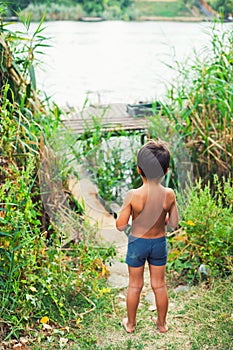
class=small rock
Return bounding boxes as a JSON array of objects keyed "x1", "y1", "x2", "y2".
[
  {"x1": 173, "y1": 285, "x2": 190, "y2": 293},
  {"x1": 118, "y1": 293, "x2": 126, "y2": 299},
  {"x1": 108, "y1": 260, "x2": 128, "y2": 276},
  {"x1": 168, "y1": 302, "x2": 176, "y2": 309},
  {"x1": 118, "y1": 301, "x2": 126, "y2": 308},
  {"x1": 108, "y1": 273, "x2": 128, "y2": 289},
  {"x1": 144, "y1": 291, "x2": 155, "y2": 305},
  {"x1": 148, "y1": 305, "x2": 157, "y2": 311}
]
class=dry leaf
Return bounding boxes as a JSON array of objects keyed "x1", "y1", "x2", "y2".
[
  {"x1": 42, "y1": 323, "x2": 52, "y2": 330},
  {"x1": 19, "y1": 337, "x2": 29, "y2": 344},
  {"x1": 59, "y1": 337, "x2": 68, "y2": 347},
  {"x1": 13, "y1": 344, "x2": 23, "y2": 349}
]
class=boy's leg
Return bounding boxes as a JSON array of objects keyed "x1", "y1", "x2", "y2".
[
  {"x1": 149, "y1": 264, "x2": 168, "y2": 333},
  {"x1": 124, "y1": 265, "x2": 144, "y2": 333}
]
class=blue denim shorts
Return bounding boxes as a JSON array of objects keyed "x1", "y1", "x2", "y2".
[{"x1": 126, "y1": 235, "x2": 168, "y2": 267}]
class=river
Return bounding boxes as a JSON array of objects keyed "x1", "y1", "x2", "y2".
[{"x1": 10, "y1": 20, "x2": 231, "y2": 107}]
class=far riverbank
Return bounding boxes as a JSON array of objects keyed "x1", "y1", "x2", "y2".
[{"x1": 2, "y1": 15, "x2": 206, "y2": 23}]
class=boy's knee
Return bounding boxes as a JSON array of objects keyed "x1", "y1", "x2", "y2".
[
  {"x1": 151, "y1": 281, "x2": 166, "y2": 292},
  {"x1": 129, "y1": 282, "x2": 144, "y2": 292}
]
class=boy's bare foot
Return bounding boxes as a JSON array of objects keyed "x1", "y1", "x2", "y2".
[
  {"x1": 152, "y1": 317, "x2": 168, "y2": 333},
  {"x1": 122, "y1": 318, "x2": 135, "y2": 333}
]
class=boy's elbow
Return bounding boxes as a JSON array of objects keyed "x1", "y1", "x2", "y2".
[
  {"x1": 116, "y1": 219, "x2": 126, "y2": 231},
  {"x1": 167, "y1": 206, "x2": 179, "y2": 229},
  {"x1": 168, "y1": 217, "x2": 179, "y2": 229}
]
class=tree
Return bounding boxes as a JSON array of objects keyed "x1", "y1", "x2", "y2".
[
  {"x1": 209, "y1": 0, "x2": 233, "y2": 17},
  {"x1": 81, "y1": 0, "x2": 104, "y2": 15},
  {"x1": 5, "y1": 0, "x2": 30, "y2": 13}
]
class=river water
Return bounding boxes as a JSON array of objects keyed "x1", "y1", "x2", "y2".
[{"x1": 10, "y1": 20, "x2": 231, "y2": 107}]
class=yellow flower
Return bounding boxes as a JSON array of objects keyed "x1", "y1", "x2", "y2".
[
  {"x1": 99, "y1": 287, "x2": 111, "y2": 296},
  {"x1": 101, "y1": 265, "x2": 108, "y2": 276},
  {"x1": 76, "y1": 318, "x2": 82, "y2": 329},
  {"x1": 40, "y1": 316, "x2": 49, "y2": 324},
  {"x1": 186, "y1": 220, "x2": 195, "y2": 226}
]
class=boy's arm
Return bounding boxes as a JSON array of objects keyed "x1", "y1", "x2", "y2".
[
  {"x1": 116, "y1": 191, "x2": 132, "y2": 231},
  {"x1": 166, "y1": 191, "x2": 179, "y2": 229}
]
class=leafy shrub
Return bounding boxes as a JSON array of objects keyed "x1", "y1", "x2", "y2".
[
  {"x1": 0, "y1": 17, "x2": 116, "y2": 340},
  {"x1": 168, "y1": 176, "x2": 233, "y2": 282}
]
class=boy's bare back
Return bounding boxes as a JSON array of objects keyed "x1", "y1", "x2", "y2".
[
  {"x1": 118, "y1": 181, "x2": 178, "y2": 238},
  {"x1": 116, "y1": 140, "x2": 178, "y2": 237}
]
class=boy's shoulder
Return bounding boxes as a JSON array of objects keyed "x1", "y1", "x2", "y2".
[
  {"x1": 165, "y1": 187, "x2": 176, "y2": 195},
  {"x1": 164, "y1": 187, "x2": 177, "y2": 206},
  {"x1": 125, "y1": 187, "x2": 143, "y2": 203}
]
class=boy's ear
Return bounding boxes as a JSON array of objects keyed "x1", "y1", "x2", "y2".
[{"x1": 137, "y1": 166, "x2": 141, "y2": 174}]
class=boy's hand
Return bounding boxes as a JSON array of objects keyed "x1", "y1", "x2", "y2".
[{"x1": 165, "y1": 213, "x2": 169, "y2": 225}]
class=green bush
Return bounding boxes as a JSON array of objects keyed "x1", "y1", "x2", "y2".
[
  {"x1": 168, "y1": 176, "x2": 233, "y2": 282},
  {"x1": 0, "y1": 16, "x2": 116, "y2": 340}
]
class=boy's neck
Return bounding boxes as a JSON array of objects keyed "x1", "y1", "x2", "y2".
[{"x1": 142, "y1": 176, "x2": 162, "y2": 185}]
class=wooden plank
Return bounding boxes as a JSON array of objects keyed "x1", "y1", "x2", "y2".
[{"x1": 61, "y1": 103, "x2": 150, "y2": 135}]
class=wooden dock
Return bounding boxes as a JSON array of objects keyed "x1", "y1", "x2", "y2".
[{"x1": 61, "y1": 103, "x2": 151, "y2": 137}]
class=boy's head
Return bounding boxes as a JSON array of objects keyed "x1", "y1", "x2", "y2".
[{"x1": 137, "y1": 140, "x2": 170, "y2": 180}]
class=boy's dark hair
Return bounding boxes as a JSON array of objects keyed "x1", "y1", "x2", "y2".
[{"x1": 137, "y1": 140, "x2": 170, "y2": 179}]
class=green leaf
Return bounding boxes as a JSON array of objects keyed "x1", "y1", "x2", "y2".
[
  {"x1": 0, "y1": 231, "x2": 13, "y2": 237},
  {"x1": 29, "y1": 64, "x2": 36, "y2": 90}
]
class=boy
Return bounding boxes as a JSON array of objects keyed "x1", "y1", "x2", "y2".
[{"x1": 116, "y1": 140, "x2": 178, "y2": 333}]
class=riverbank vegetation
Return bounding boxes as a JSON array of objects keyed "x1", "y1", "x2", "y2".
[
  {"x1": 1, "y1": 7, "x2": 232, "y2": 350},
  {"x1": 4, "y1": 0, "x2": 233, "y2": 22},
  {"x1": 4, "y1": 0, "x2": 204, "y2": 21},
  {"x1": 5, "y1": 0, "x2": 135, "y2": 21}
]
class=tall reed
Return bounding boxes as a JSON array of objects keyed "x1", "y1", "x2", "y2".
[{"x1": 159, "y1": 24, "x2": 233, "y2": 183}]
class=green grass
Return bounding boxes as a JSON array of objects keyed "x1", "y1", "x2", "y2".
[
  {"x1": 133, "y1": 1, "x2": 194, "y2": 17},
  {"x1": 2, "y1": 274, "x2": 231, "y2": 349}
]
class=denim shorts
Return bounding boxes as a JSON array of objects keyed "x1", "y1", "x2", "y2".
[{"x1": 126, "y1": 235, "x2": 168, "y2": 267}]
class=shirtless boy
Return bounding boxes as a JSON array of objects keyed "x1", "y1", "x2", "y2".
[{"x1": 116, "y1": 140, "x2": 179, "y2": 333}]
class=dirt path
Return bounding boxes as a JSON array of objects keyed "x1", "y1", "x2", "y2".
[
  {"x1": 68, "y1": 169, "x2": 157, "y2": 291},
  {"x1": 68, "y1": 172, "x2": 130, "y2": 289}
]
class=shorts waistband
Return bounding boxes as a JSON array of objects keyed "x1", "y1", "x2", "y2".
[{"x1": 128, "y1": 235, "x2": 166, "y2": 243}]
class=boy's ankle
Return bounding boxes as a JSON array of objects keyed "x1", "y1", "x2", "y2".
[
  {"x1": 122, "y1": 318, "x2": 136, "y2": 333},
  {"x1": 154, "y1": 318, "x2": 168, "y2": 333}
]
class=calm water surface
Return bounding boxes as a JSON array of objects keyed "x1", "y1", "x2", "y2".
[{"x1": 11, "y1": 20, "x2": 230, "y2": 107}]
